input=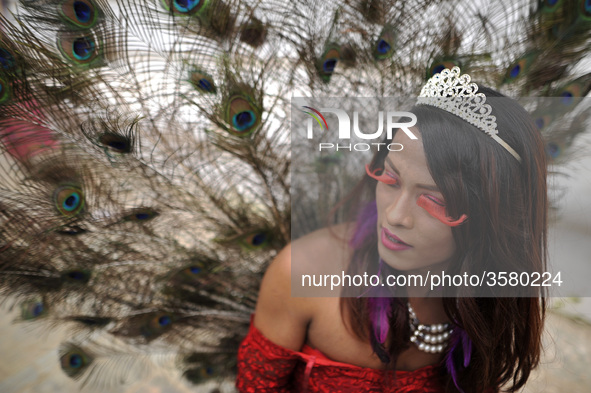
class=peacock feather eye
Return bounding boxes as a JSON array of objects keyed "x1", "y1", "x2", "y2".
[
  {"x1": 560, "y1": 91, "x2": 574, "y2": 105},
  {"x1": 508, "y1": 62, "x2": 522, "y2": 79},
  {"x1": 61, "y1": 269, "x2": 92, "y2": 284},
  {"x1": 53, "y1": 185, "x2": 85, "y2": 217},
  {"x1": 160, "y1": 0, "x2": 205, "y2": 15},
  {"x1": 57, "y1": 33, "x2": 101, "y2": 66},
  {"x1": 427, "y1": 59, "x2": 461, "y2": 79},
  {"x1": 556, "y1": 84, "x2": 583, "y2": 107},
  {"x1": 173, "y1": 263, "x2": 206, "y2": 284},
  {"x1": 163, "y1": 261, "x2": 211, "y2": 290},
  {"x1": 0, "y1": 77, "x2": 10, "y2": 104},
  {"x1": 183, "y1": 365, "x2": 218, "y2": 383},
  {"x1": 238, "y1": 231, "x2": 270, "y2": 250},
  {"x1": 539, "y1": 0, "x2": 562, "y2": 13},
  {"x1": 182, "y1": 353, "x2": 228, "y2": 384},
  {"x1": 373, "y1": 26, "x2": 396, "y2": 60},
  {"x1": 551, "y1": 74, "x2": 591, "y2": 107},
  {"x1": 73, "y1": 38, "x2": 95, "y2": 60},
  {"x1": 579, "y1": 0, "x2": 591, "y2": 21},
  {"x1": 98, "y1": 132, "x2": 132, "y2": 153},
  {"x1": 503, "y1": 53, "x2": 537, "y2": 84},
  {"x1": 174, "y1": 0, "x2": 202, "y2": 13},
  {"x1": 215, "y1": 229, "x2": 272, "y2": 250},
  {"x1": 21, "y1": 299, "x2": 47, "y2": 320},
  {"x1": 158, "y1": 315, "x2": 171, "y2": 326},
  {"x1": 140, "y1": 313, "x2": 174, "y2": 339},
  {"x1": 186, "y1": 265, "x2": 203, "y2": 275},
  {"x1": 60, "y1": 345, "x2": 92, "y2": 378},
  {"x1": 0, "y1": 48, "x2": 15, "y2": 70},
  {"x1": 239, "y1": 17, "x2": 267, "y2": 47},
  {"x1": 199, "y1": 366, "x2": 216, "y2": 380},
  {"x1": 534, "y1": 114, "x2": 552, "y2": 130},
  {"x1": 189, "y1": 70, "x2": 216, "y2": 93},
  {"x1": 545, "y1": 141, "x2": 563, "y2": 160},
  {"x1": 317, "y1": 45, "x2": 340, "y2": 82},
  {"x1": 60, "y1": 0, "x2": 99, "y2": 29},
  {"x1": 225, "y1": 95, "x2": 261, "y2": 136},
  {"x1": 121, "y1": 208, "x2": 159, "y2": 223},
  {"x1": 0, "y1": 48, "x2": 15, "y2": 104}
]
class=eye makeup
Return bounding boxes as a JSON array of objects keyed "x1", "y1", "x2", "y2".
[
  {"x1": 365, "y1": 164, "x2": 398, "y2": 185},
  {"x1": 366, "y1": 164, "x2": 468, "y2": 227},
  {"x1": 416, "y1": 194, "x2": 468, "y2": 227}
]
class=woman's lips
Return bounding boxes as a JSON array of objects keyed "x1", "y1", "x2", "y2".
[{"x1": 381, "y1": 228, "x2": 412, "y2": 251}]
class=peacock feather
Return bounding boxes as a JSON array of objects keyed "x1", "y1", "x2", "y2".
[{"x1": 0, "y1": 0, "x2": 589, "y2": 392}]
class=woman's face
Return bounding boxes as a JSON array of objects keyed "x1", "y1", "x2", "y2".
[{"x1": 376, "y1": 129, "x2": 456, "y2": 273}]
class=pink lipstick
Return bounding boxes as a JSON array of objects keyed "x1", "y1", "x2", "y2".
[{"x1": 381, "y1": 228, "x2": 412, "y2": 251}]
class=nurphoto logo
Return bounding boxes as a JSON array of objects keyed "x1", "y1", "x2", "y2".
[{"x1": 301, "y1": 106, "x2": 418, "y2": 152}]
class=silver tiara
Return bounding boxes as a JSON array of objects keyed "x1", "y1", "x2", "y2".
[{"x1": 417, "y1": 67, "x2": 521, "y2": 162}]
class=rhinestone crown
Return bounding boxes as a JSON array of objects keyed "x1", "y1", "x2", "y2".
[{"x1": 417, "y1": 67, "x2": 521, "y2": 162}]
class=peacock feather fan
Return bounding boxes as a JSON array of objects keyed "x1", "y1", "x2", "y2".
[{"x1": 0, "y1": 0, "x2": 589, "y2": 392}]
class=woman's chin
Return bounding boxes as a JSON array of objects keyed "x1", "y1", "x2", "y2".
[
  {"x1": 377, "y1": 245, "x2": 415, "y2": 271},
  {"x1": 378, "y1": 245, "x2": 452, "y2": 274}
]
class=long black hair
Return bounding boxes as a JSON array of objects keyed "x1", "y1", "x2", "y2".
[{"x1": 339, "y1": 87, "x2": 547, "y2": 392}]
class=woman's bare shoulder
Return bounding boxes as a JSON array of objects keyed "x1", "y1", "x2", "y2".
[
  {"x1": 253, "y1": 243, "x2": 311, "y2": 350},
  {"x1": 253, "y1": 223, "x2": 355, "y2": 350}
]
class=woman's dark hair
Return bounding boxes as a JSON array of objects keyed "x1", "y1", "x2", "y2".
[{"x1": 338, "y1": 87, "x2": 547, "y2": 393}]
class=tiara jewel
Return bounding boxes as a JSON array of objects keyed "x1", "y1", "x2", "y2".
[{"x1": 417, "y1": 67, "x2": 521, "y2": 162}]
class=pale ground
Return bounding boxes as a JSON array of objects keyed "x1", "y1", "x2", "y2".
[
  {"x1": 0, "y1": 299, "x2": 590, "y2": 393},
  {"x1": 520, "y1": 301, "x2": 591, "y2": 393},
  {"x1": 0, "y1": 301, "x2": 202, "y2": 393}
]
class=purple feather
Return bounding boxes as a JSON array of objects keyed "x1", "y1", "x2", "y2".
[
  {"x1": 444, "y1": 327, "x2": 466, "y2": 393},
  {"x1": 368, "y1": 296, "x2": 391, "y2": 343},
  {"x1": 368, "y1": 291, "x2": 392, "y2": 364},
  {"x1": 461, "y1": 328, "x2": 472, "y2": 367},
  {"x1": 350, "y1": 202, "x2": 392, "y2": 363},
  {"x1": 367, "y1": 259, "x2": 391, "y2": 361}
]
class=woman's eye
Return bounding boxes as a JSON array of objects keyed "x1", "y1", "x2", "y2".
[
  {"x1": 365, "y1": 164, "x2": 398, "y2": 185},
  {"x1": 423, "y1": 194, "x2": 445, "y2": 207},
  {"x1": 417, "y1": 194, "x2": 447, "y2": 220},
  {"x1": 417, "y1": 194, "x2": 468, "y2": 227}
]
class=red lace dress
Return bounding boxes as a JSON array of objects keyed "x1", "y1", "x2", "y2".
[{"x1": 236, "y1": 320, "x2": 445, "y2": 393}]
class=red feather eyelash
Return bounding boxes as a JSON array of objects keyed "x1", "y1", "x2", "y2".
[
  {"x1": 365, "y1": 164, "x2": 398, "y2": 185},
  {"x1": 365, "y1": 164, "x2": 468, "y2": 227},
  {"x1": 417, "y1": 195, "x2": 468, "y2": 227}
]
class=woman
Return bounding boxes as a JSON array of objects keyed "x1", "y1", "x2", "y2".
[{"x1": 236, "y1": 68, "x2": 547, "y2": 392}]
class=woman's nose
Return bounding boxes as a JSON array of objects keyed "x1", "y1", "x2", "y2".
[{"x1": 385, "y1": 193, "x2": 414, "y2": 228}]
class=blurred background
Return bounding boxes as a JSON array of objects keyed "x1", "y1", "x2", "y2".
[{"x1": 0, "y1": 0, "x2": 590, "y2": 391}]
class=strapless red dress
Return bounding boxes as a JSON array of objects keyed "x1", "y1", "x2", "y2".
[{"x1": 236, "y1": 320, "x2": 445, "y2": 393}]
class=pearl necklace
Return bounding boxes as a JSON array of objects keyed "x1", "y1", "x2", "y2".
[{"x1": 408, "y1": 302, "x2": 453, "y2": 354}]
